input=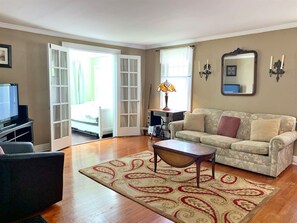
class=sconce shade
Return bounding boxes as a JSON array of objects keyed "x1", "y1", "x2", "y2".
[{"x1": 157, "y1": 80, "x2": 176, "y2": 110}]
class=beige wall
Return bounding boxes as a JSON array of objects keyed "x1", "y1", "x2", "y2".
[
  {"x1": 1, "y1": 27, "x2": 297, "y2": 154},
  {"x1": 0, "y1": 27, "x2": 146, "y2": 145},
  {"x1": 145, "y1": 28, "x2": 297, "y2": 154}
]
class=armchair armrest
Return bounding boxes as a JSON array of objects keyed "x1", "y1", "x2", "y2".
[
  {"x1": 270, "y1": 131, "x2": 297, "y2": 151},
  {"x1": 0, "y1": 142, "x2": 34, "y2": 154},
  {"x1": 0, "y1": 151, "x2": 64, "y2": 222},
  {"x1": 168, "y1": 120, "x2": 184, "y2": 139}
]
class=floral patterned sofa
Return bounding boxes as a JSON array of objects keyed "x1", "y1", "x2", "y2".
[{"x1": 168, "y1": 108, "x2": 297, "y2": 177}]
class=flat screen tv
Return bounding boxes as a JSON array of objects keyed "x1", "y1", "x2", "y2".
[{"x1": 0, "y1": 83, "x2": 19, "y2": 129}]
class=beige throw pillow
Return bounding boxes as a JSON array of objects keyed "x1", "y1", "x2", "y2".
[
  {"x1": 250, "y1": 119, "x2": 280, "y2": 142},
  {"x1": 184, "y1": 113, "x2": 205, "y2": 132}
]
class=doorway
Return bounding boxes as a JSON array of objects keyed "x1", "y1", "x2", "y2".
[
  {"x1": 48, "y1": 43, "x2": 142, "y2": 150},
  {"x1": 68, "y1": 49, "x2": 115, "y2": 145}
]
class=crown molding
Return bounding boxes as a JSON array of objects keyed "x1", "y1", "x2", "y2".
[
  {"x1": 1, "y1": 21, "x2": 297, "y2": 50},
  {"x1": 0, "y1": 22, "x2": 146, "y2": 49},
  {"x1": 145, "y1": 22, "x2": 297, "y2": 49}
]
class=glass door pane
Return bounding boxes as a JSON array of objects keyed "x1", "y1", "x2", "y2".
[
  {"x1": 48, "y1": 44, "x2": 71, "y2": 151},
  {"x1": 117, "y1": 55, "x2": 141, "y2": 136}
]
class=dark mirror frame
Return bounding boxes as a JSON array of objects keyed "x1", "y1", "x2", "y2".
[{"x1": 221, "y1": 48, "x2": 257, "y2": 96}]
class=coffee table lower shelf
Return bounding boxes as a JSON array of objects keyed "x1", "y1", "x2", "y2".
[{"x1": 153, "y1": 140, "x2": 216, "y2": 187}]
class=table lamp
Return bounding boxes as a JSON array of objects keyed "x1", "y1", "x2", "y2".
[{"x1": 157, "y1": 80, "x2": 176, "y2": 110}]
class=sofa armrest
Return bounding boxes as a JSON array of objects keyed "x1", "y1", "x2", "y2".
[
  {"x1": 0, "y1": 142, "x2": 34, "y2": 154},
  {"x1": 270, "y1": 131, "x2": 297, "y2": 151},
  {"x1": 0, "y1": 152, "x2": 64, "y2": 222},
  {"x1": 168, "y1": 120, "x2": 184, "y2": 139}
]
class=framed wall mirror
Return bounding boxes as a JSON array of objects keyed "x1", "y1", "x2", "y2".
[{"x1": 221, "y1": 48, "x2": 257, "y2": 96}]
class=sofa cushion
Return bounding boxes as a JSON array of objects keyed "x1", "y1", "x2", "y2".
[
  {"x1": 200, "y1": 135, "x2": 242, "y2": 150},
  {"x1": 231, "y1": 140, "x2": 269, "y2": 155},
  {"x1": 217, "y1": 116, "x2": 241, "y2": 138},
  {"x1": 176, "y1": 130, "x2": 210, "y2": 143},
  {"x1": 192, "y1": 108, "x2": 223, "y2": 135},
  {"x1": 216, "y1": 147, "x2": 271, "y2": 166},
  {"x1": 183, "y1": 113, "x2": 204, "y2": 132},
  {"x1": 251, "y1": 114, "x2": 296, "y2": 134},
  {"x1": 250, "y1": 119, "x2": 280, "y2": 142},
  {"x1": 221, "y1": 111, "x2": 252, "y2": 140}
]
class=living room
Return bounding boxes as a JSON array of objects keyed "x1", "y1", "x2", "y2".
[{"x1": 1, "y1": 1, "x2": 297, "y2": 222}]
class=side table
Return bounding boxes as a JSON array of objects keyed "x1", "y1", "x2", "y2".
[{"x1": 148, "y1": 109, "x2": 185, "y2": 139}]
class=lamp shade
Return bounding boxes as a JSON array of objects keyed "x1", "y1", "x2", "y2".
[
  {"x1": 157, "y1": 80, "x2": 176, "y2": 111},
  {"x1": 157, "y1": 80, "x2": 176, "y2": 93}
]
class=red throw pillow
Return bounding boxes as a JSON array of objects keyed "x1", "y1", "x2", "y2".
[
  {"x1": 0, "y1": 146, "x2": 4, "y2": 155},
  {"x1": 217, "y1": 116, "x2": 241, "y2": 138}
]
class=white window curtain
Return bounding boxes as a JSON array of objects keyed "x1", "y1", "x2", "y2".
[{"x1": 160, "y1": 47, "x2": 193, "y2": 111}]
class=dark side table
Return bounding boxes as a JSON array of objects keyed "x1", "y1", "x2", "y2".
[{"x1": 148, "y1": 109, "x2": 185, "y2": 139}]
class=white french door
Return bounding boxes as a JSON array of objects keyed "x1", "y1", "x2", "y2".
[
  {"x1": 115, "y1": 55, "x2": 141, "y2": 136},
  {"x1": 48, "y1": 44, "x2": 72, "y2": 151}
]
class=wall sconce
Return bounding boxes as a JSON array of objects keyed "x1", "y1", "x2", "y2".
[
  {"x1": 198, "y1": 60, "x2": 212, "y2": 81},
  {"x1": 269, "y1": 55, "x2": 285, "y2": 82}
]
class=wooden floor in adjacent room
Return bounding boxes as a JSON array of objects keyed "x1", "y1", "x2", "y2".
[{"x1": 24, "y1": 136, "x2": 297, "y2": 223}]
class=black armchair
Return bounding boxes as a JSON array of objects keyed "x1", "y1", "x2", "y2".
[{"x1": 0, "y1": 142, "x2": 64, "y2": 222}]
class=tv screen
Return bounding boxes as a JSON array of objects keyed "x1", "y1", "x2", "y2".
[
  {"x1": 0, "y1": 84, "x2": 19, "y2": 124},
  {"x1": 223, "y1": 84, "x2": 241, "y2": 93}
]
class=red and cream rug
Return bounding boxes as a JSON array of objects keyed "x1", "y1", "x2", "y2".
[{"x1": 79, "y1": 151, "x2": 278, "y2": 223}]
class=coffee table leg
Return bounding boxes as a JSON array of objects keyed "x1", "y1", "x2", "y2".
[
  {"x1": 196, "y1": 161, "x2": 201, "y2": 187},
  {"x1": 212, "y1": 154, "x2": 215, "y2": 180},
  {"x1": 154, "y1": 150, "x2": 157, "y2": 172}
]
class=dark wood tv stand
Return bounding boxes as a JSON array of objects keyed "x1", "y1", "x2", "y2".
[{"x1": 0, "y1": 119, "x2": 33, "y2": 143}]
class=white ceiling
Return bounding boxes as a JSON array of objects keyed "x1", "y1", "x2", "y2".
[{"x1": 0, "y1": 0, "x2": 297, "y2": 49}]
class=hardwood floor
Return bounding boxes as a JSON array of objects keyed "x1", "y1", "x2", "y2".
[
  {"x1": 71, "y1": 130, "x2": 98, "y2": 145},
  {"x1": 21, "y1": 136, "x2": 297, "y2": 223},
  {"x1": 71, "y1": 130, "x2": 113, "y2": 145}
]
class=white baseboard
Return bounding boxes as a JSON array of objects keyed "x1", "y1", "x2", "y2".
[
  {"x1": 34, "y1": 143, "x2": 50, "y2": 152},
  {"x1": 293, "y1": 156, "x2": 297, "y2": 165}
]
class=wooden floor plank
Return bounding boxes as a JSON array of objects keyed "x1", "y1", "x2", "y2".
[{"x1": 18, "y1": 136, "x2": 297, "y2": 223}]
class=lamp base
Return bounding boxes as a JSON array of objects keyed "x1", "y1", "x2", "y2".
[{"x1": 163, "y1": 94, "x2": 169, "y2": 111}]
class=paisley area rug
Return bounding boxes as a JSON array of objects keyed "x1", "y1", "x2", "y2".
[{"x1": 79, "y1": 151, "x2": 278, "y2": 223}]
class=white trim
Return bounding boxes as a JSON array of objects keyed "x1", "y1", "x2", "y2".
[
  {"x1": 293, "y1": 156, "x2": 297, "y2": 165},
  {"x1": 1, "y1": 21, "x2": 297, "y2": 50},
  {"x1": 48, "y1": 44, "x2": 72, "y2": 151},
  {"x1": 116, "y1": 55, "x2": 141, "y2": 136},
  {"x1": 146, "y1": 22, "x2": 297, "y2": 49},
  {"x1": 0, "y1": 22, "x2": 145, "y2": 49},
  {"x1": 62, "y1": 42, "x2": 121, "y2": 54},
  {"x1": 34, "y1": 143, "x2": 50, "y2": 152}
]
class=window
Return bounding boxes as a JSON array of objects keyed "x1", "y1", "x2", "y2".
[{"x1": 160, "y1": 47, "x2": 193, "y2": 111}]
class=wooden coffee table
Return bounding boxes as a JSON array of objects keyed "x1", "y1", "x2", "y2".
[{"x1": 153, "y1": 139, "x2": 216, "y2": 187}]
